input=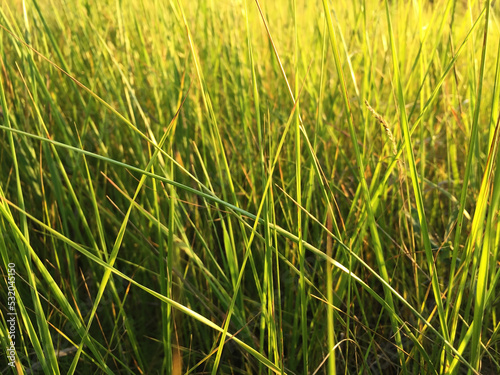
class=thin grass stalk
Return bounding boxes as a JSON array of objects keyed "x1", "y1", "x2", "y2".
[
  {"x1": 447, "y1": 1, "x2": 491, "y2": 365},
  {"x1": 322, "y1": 0, "x2": 408, "y2": 370},
  {"x1": 383, "y1": 0, "x2": 454, "y2": 370},
  {"x1": 291, "y1": 1, "x2": 307, "y2": 373}
]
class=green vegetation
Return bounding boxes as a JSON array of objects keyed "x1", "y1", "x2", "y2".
[{"x1": 1, "y1": 0, "x2": 500, "y2": 373}]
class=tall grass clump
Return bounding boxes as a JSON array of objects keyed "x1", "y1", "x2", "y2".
[{"x1": 1, "y1": 0, "x2": 499, "y2": 373}]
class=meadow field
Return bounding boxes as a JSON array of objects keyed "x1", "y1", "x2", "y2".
[{"x1": 1, "y1": 0, "x2": 499, "y2": 373}]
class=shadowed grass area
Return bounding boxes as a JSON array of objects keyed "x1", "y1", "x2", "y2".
[{"x1": 0, "y1": 0, "x2": 499, "y2": 373}]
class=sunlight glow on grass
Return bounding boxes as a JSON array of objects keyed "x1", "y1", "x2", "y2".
[{"x1": 1, "y1": 0, "x2": 499, "y2": 373}]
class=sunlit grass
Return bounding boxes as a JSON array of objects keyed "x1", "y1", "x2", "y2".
[{"x1": 1, "y1": 0, "x2": 500, "y2": 373}]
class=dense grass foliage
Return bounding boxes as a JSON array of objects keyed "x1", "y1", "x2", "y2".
[{"x1": 1, "y1": 0, "x2": 500, "y2": 373}]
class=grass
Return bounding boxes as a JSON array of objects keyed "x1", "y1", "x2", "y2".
[{"x1": 1, "y1": 0, "x2": 500, "y2": 373}]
